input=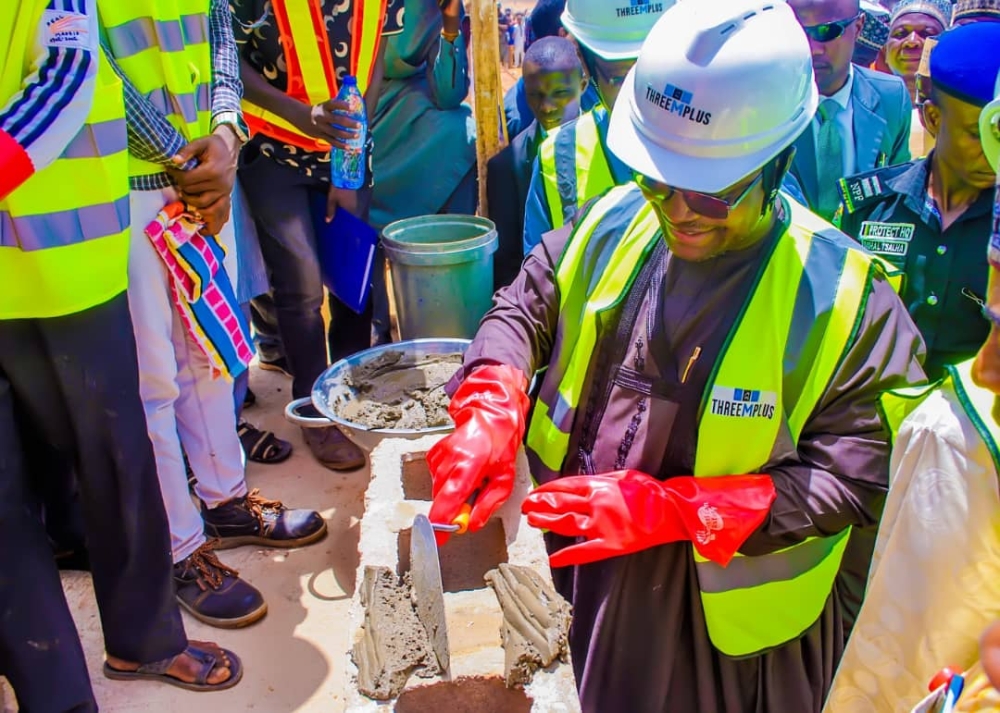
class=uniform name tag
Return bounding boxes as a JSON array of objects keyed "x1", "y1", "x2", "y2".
[
  {"x1": 859, "y1": 221, "x2": 914, "y2": 259},
  {"x1": 43, "y1": 10, "x2": 90, "y2": 50},
  {"x1": 859, "y1": 221, "x2": 915, "y2": 241},
  {"x1": 709, "y1": 387, "x2": 777, "y2": 420}
]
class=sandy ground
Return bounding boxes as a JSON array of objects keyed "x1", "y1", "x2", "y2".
[
  {"x1": 23, "y1": 364, "x2": 372, "y2": 713},
  {"x1": 0, "y1": 52, "x2": 527, "y2": 713}
]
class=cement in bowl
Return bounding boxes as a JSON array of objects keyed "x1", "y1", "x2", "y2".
[{"x1": 295, "y1": 339, "x2": 471, "y2": 453}]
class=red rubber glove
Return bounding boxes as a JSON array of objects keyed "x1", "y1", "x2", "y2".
[
  {"x1": 522, "y1": 470, "x2": 777, "y2": 568},
  {"x1": 427, "y1": 364, "x2": 530, "y2": 544}
]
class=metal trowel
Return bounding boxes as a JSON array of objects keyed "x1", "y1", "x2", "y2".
[{"x1": 410, "y1": 514, "x2": 450, "y2": 677}]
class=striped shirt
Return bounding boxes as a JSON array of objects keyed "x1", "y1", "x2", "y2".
[
  {"x1": 0, "y1": 0, "x2": 98, "y2": 201},
  {"x1": 101, "y1": 0, "x2": 243, "y2": 191}
]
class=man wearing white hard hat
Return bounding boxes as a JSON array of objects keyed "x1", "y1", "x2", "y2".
[
  {"x1": 425, "y1": 1, "x2": 925, "y2": 710},
  {"x1": 520, "y1": 0, "x2": 671, "y2": 255}
]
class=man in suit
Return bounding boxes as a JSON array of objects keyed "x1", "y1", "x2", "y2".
[
  {"x1": 488, "y1": 37, "x2": 586, "y2": 290},
  {"x1": 787, "y1": 0, "x2": 912, "y2": 220}
]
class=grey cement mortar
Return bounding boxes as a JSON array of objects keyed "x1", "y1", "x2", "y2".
[
  {"x1": 351, "y1": 566, "x2": 440, "y2": 700},
  {"x1": 333, "y1": 352, "x2": 462, "y2": 429},
  {"x1": 485, "y1": 564, "x2": 573, "y2": 689},
  {"x1": 345, "y1": 436, "x2": 581, "y2": 713}
]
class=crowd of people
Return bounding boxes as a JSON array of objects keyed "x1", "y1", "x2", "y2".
[{"x1": 2, "y1": 0, "x2": 1000, "y2": 710}]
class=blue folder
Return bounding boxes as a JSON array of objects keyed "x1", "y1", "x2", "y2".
[{"x1": 309, "y1": 193, "x2": 379, "y2": 315}]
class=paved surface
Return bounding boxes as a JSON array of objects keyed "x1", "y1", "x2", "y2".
[{"x1": 60, "y1": 365, "x2": 369, "y2": 712}]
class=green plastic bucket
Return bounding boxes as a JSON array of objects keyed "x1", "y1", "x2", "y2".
[{"x1": 382, "y1": 215, "x2": 498, "y2": 340}]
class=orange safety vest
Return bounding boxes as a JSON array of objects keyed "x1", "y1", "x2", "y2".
[{"x1": 242, "y1": 0, "x2": 388, "y2": 152}]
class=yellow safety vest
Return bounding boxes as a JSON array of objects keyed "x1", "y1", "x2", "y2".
[
  {"x1": 882, "y1": 359, "x2": 1000, "y2": 472},
  {"x1": 98, "y1": 0, "x2": 212, "y2": 178},
  {"x1": 0, "y1": 2, "x2": 130, "y2": 319},
  {"x1": 526, "y1": 184, "x2": 901, "y2": 656},
  {"x1": 241, "y1": 0, "x2": 388, "y2": 153},
  {"x1": 537, "y1": 108, "x2": 615, "y2": 230}
]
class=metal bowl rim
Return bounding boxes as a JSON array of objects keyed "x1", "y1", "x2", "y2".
[{"x1": 308, "y1": 338, "x2": 471, "y2": 435}]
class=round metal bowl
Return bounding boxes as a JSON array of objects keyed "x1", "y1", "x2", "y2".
[{"x1": 284, "y1": 338, "x2": 471, "y2": 453}]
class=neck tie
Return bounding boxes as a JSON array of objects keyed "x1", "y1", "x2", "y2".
[{"x1": 815, "y1": 99, "x2": 844, "y2": 221}]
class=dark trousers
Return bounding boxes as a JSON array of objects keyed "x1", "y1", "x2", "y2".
[
  {"x1": 0, "y1": 294, "x2": 187, "y2": 712},
  {"x1": 239, "y1": 153, "x2": 373, "y2": 399}
]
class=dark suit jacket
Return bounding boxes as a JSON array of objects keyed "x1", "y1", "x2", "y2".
[
  {"x1": 789, "y1": 66, "x2": 912, "y2": 211},
  {"x1": 487, "y1": 121, "x2": 544, "y2": 291}
]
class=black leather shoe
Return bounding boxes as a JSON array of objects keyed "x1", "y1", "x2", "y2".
[
  {"x1": 174, "y1": 543, "x2": 267, "y2": 628},
  {"x1": 203, "y1": 490, "x2": 327, "y2": 550}
]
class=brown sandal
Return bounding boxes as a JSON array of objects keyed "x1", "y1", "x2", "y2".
[{"x1": 103, "y1": 642, "x2": 243, "y2": 692}]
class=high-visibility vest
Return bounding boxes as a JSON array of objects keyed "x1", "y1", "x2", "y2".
[
  {"x1": 98, "y1": 0, "x2": 212, "y2": 178},
  {"x1": 537, "y1": 108, "x2": 616, "y2": 230},
  {"x1": 882, "y1": 359, "x2": 1000, "y2": 473},
  {"x1": 1, "y1": 3, "x2": 130, "y2": 320},
  {"x1": 526, "y1": 184, "x2": 903, "y2": 656},
  {"x1": 241, "y1": 0, "x2": 388, "y2": 153}
]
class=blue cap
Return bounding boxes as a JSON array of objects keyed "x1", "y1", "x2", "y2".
[{"x1": 930, "y1": 22, "x2": 1000, "y2": 107}]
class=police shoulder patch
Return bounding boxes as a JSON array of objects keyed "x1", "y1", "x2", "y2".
[{"x1": 837, "y1": 164, "x2": 907, "y2": 215}]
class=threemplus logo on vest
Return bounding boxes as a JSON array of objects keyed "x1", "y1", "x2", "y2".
[
  {"x1": 710, "y1": 387, "x2": 776, "y2": 419},
  {"x1": 617, "y1": 0, "x2": 665, "y2": 17},
  {"x1": 645, "y1": 83, "x2": 712, "y2": 125}
]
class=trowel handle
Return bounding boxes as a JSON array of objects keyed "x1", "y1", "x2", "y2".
[{"x1": 452, "y1": 488, "x2": 480, "y2": 534}]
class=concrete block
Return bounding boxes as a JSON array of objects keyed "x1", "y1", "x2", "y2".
[{"x1": 345, "y1": 435, "x2": 580, "y2": 713}]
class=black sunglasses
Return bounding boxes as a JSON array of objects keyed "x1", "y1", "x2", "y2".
[
  {"x1": 802, "y1": 14, "x2": 861, "y2": 43},
  {"x1": 635, "y1": 172, "x2": 764, "y2": 220}
]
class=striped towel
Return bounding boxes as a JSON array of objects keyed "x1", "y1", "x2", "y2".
[{"x1": 144, "y1": 202, "x2": 253, "y2": 380}]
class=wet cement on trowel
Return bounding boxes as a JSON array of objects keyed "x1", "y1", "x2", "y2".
[
  {"x1": 485, "y1": 564, "x2": 573, "y2": 688},
  {"x1": 352, "y1": 566, "x2": 440, "y2": 700},
  {"x1": 334, "y1": 351, "x2": 463, "y2": 429}
]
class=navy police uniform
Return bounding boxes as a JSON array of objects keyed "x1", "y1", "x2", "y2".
[{"x1": 837, "y1": 159, "x2": 992, "y2": 379}]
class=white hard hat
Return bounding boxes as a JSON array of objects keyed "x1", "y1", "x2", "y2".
[
  {"x1": 982, "y1": 70, "x2": 1000, "y2": 172},
  {"x1": 607, "y1": 0, "x2": 818, "y2": 194},
  {"x1": 561, "y1": 0, "x2": 674, "y2": 61}
]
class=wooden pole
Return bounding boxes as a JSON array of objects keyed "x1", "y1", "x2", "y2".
[{"x1": 471, "y1": 0, "x2": 508, "y2": 216}]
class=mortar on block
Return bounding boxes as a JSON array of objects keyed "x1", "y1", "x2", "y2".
[{"x1": 344, "y1": 437, "x2": 581, "y2": 713}]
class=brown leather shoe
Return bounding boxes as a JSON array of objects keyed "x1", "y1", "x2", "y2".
[{"x1": 301, "y1": 425, "x2": 366, "y2": 471}]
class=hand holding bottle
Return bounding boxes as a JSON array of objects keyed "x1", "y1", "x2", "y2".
[{"x1": 309, "y1": 99, "x2": 364, "y2": 151}]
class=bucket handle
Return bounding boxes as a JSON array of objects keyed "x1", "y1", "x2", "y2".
[{"x1": 284, "y1": 398, "x2": 334, "y2": 428}]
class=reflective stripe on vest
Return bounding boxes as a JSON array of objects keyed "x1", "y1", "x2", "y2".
[
  {"x1": 98, "y1": 0, "x2": 212, "y2": 178},
  {"x1": 537, "y1": 109, "x2": 615, "y2": 230},
  {"x1": 526, "y1": 186, "x2": 883, "y2": 656},
  {"x1": 241, "y1": 0, "x2": 388, "y2": 153},
  {"x1": 0, "y1": 35, "x2": 130, "y2": 319},
  {"x1": 526, "y1": 186, "x2": 659, "y2": 472},
  {"x1": 102, "y1": 14, "x2": 208, "y2": 59}
]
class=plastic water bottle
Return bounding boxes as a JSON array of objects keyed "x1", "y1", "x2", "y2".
[{"x1": 330, "y1": 75, "x2": 367, "y2": 190}]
